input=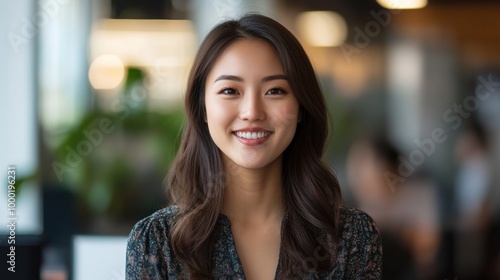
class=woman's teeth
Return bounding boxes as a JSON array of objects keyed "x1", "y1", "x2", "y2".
[{"x1": 235, "y1": 131, "x2": 270, "y2": 139}]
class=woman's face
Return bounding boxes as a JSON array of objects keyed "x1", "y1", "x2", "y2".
[{"x1": 204, "y1": 39, "x2": 300, "y2": 170}]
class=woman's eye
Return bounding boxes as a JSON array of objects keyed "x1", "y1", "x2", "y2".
[
  {"x1": 219, "y1": 88, "x2": 237, "y2": 95},
  {"x1": 266, "y1": 88, "x2": 286, "y2": 95}
]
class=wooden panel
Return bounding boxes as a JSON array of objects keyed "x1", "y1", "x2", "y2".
[{"x1": 392, "y1": 3, "x2": 500, "y2": 67}]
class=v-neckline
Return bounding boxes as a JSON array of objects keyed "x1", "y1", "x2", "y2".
[{"x1": 218, "y1": 213, "x2": 283, "y2": 279}]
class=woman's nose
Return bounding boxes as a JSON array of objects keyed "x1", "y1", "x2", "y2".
[{"x1": 239, "y1": 92, "x2": 266, "y2": 122}]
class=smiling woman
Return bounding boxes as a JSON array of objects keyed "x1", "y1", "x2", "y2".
[
  {"x1": 205, "y1": 39, "x2": 300, "y2": 170},
  {"x1": 126, "y1": 14, "x2": 382, "y2": 280}
]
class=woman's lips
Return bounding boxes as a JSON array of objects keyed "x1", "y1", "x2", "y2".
[{"x1": 232, "y1": 130, "x2": 272, "y2": 146}]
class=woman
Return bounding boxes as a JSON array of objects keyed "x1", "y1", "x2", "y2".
[{"x1": 126, "y1": 14, "x2": 382, "y2": 279}]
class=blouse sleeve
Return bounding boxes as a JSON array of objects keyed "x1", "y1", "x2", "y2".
[
  {"x1": 344, "y1": 209, "x2": 383, "y2": 279},
  {"x1": 126, "y1": 213, "x2": 174, "y2": 280}
]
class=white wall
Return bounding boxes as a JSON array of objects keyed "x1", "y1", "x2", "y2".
[{"x1": 0, "y1": 0, "x2": 41, "y2": 235}]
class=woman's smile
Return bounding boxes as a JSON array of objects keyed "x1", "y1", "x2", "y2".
[{"x1": 233, "y1": 129, "x2": 273, "y2": 146}]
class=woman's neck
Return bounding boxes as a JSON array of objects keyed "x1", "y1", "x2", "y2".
[{"x1": 221, "y1": 156, "x2": 284, "y2": 225}]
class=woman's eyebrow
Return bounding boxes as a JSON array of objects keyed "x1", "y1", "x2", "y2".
[
  {"x1": 262, "y1": 74, "x2": 288, "y2": 82},
  {"x1": 214, "y1": 75, "x2": 243, "y2": 83},
  {"x1": 213, "y1": 74, "x2": 288, "y2": 83}
]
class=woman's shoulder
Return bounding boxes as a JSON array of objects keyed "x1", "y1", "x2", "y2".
[
  {"x1": 334, "y1": 206, "x2": 383, "y2": 278},
  {"x1": 337, "y1": 205, "x2": 380, "y2": 240},
  {"x1": 339, "y1": 206, "x2": 377, "y2": 228},
  {"x1": 126, "y1": 206, "x2": 181, "y2": 279},
  {"x1": 148, "y1": 205, "x2": 179, "y2": 221},
  {"x1": 128, "y1": 205, "x2": 178, "y2": 239}
]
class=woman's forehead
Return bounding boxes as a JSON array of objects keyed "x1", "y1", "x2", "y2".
[{"x1": 206, "y1": 39, "x2": 285, "y2": 82}]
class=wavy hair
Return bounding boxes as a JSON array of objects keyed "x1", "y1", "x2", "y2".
[{"x1": 167, "y1": 14, "x2": 342, "y2": 278}]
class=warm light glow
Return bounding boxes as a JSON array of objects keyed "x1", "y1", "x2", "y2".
[
  {"x1": 376, "y1": 0, "x2": 427, "y2": 9},
  {"x1": 89, "y1": 19, "x2": 196, "y2": 105},
  {"x1": 88, "y1": 55, "x2": 125, "y2": 90},
  {"x1": 296, "y1": 11, "x2": 348, "y2": 47},
  {"x1": 89, "y1": 19, "x2": 195, "y2": 68}
]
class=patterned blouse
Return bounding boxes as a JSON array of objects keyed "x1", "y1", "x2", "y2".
[{"x1": 126, "y1": 206, "x2": 382, "y2": 279}]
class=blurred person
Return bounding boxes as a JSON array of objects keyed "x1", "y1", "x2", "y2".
[
  {"x1": 393, "y1": 173, "x2": 441, "y2": 279},
  {"x1": 347, "y1": 138, "x2": 441, "y2": 279},
  {"x1": 126, "y1": 14, "x2": 382, "y2": 279},
  {"x1": 453, "y1": 120, "x2": 493, "y2": 279},
  {"x1": 454, "y1": 120, "x2": 492, "y2": 229},
  {"x1": 487, "y1": 168, "x2": 500, "y2": 279}
]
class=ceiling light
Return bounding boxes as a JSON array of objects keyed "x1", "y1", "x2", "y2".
[
  {"x1": 88, "y1": 55, "x2": 125, "y2": 90},
  {"x1": 296, "y1": 11, "x2": 348, "y2": 47},
  {"x1": 376, "y1": 0, "x2": 427, "y2": 9}
]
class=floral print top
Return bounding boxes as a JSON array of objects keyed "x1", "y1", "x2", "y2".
[{"x1": 126, "y1": 206, "x2": 382, "y2": 279}]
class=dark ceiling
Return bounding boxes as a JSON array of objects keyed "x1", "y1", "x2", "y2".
[{"x1": 108, "y1": 0, "x2": 500, "y2": 66}]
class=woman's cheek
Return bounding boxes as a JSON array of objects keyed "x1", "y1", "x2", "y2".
[
  {"x1": 272, "y1": 102, "x2": 299, "y2": 128},
  {"x1": 206, "y1": 103, "x2": 234, "y2": 128}
]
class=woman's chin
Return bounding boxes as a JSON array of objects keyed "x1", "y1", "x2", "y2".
[{"x1": 223, "y1": 154, "x2": 282, "y2": 172}]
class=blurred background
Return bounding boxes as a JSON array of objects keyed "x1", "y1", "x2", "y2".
[{"x1": 1, "y1": 0, "x2": 499, "y2": 279}]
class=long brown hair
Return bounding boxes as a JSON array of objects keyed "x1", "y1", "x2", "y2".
[{"x1": 167, "y1": 14, "x2": 342, "y2": 278}]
